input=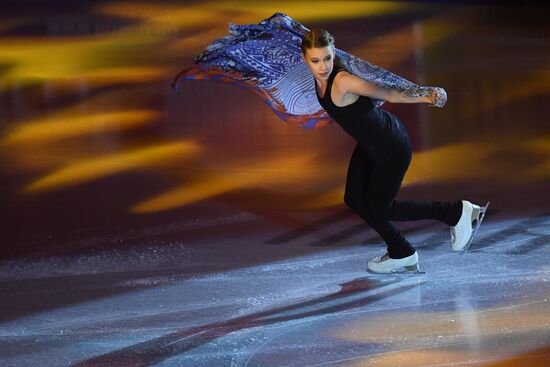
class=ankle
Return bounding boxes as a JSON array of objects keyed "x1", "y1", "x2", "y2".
[{"x1": 388, "y1": 248, "x2": 416, "y2": 259}]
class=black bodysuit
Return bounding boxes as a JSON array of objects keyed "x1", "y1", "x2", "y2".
[
  {"x1": 315, "y1": 65, "x2": 408, "y2": 163},
  {"x1": 315, "y1": 65, "x2": 461, "y2": 259}
]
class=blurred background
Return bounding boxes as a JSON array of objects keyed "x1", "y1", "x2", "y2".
[{"x1": 0, "y1": 0, "x2": 548, "y2": 258}]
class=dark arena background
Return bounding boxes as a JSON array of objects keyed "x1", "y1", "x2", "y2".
[{"x1": 0, "y1": 1, "x2": 549, "y2": 366}]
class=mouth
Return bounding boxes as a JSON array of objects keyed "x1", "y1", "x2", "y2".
[{"x1": 319, "y1": 71, "x2": 329, "y2": 77}]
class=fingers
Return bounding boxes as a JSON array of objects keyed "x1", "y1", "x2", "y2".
[{"x1": 433, "y1": 87, "x2": 447, "y2": 108}]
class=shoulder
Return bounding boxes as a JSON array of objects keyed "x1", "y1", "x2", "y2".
[
  {"x1": 333, "y1": 70, "x2": 364, "y2": 91},
  {"x1": 332, "y1": 70, "x2": 392, "y2": 100}
]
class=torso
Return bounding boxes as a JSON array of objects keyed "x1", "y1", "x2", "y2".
[
  {"x1": 314, "y1": 65, "x2": 375, "y2": 117},
  {"x1": 315, "y1": 65, "x2": 408, "y2": 163},
  {"x1": 316, "y1": 70, "x2": 359, "y2": 107}
]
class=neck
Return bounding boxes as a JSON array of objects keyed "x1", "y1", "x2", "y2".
[{"x1": 315, "y1": 77, "x2": 326, "y2": 87}]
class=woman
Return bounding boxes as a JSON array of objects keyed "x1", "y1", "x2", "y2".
[
  {"x1": 301, "y1": 28, "x2": 486, "y2": 273},
  {"x1": 172, "y1": 13, "x2": 488, "y2": 274}
]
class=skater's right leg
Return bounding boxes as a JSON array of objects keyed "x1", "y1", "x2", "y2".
[{"x1": 386, "y1": 200, "x2": 462, "y2": 226}]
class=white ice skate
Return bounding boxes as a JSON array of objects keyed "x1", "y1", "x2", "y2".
[
  {"x1": 451, "y1": 200, "x2": 490, "y2": 253},
  {"x1": 367, "y1": 251, "x2": 424, "y2": 274}
]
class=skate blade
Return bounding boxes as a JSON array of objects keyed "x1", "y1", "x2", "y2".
[
  {"x1": 460, "y1": 201, "x2": 490, "y2": 254},
  {"x1": 367, "y1": 264, "x2": 427, "y2": 275}
]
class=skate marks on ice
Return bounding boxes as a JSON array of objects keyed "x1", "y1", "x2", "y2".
[
  {"x1": 366, "y1": 266, "x2": 427, "y2": 276},
  {"x1": 411, "y1": 212, "x2": 550, "y2": 255},
  {"x1": 467, "y1": 213, "x2": 550, "y2": 255},
  {"x1": 264, "y1": 209, "x2": 351, "y2": 245},
  {"x1": 0, "y1": 268, "x2": 198, "y2": 323},
  {"x1": 264, "y1": 208, "x2": 443, "y2": 248},
  {"x1": 309, "y1": 221, "x2": 440, "y2": 248},
  {"x1": 68, "y1": 278, "x2": 422, "y2": 367},
  {"x1": 235, "y1": 274, "x2": 549, "y2": 367},
  {"x1": 304, "y1": 321, "x2": 550, "y2": 367}
]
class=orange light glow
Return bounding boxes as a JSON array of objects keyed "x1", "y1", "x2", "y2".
[
  {"x1": 22, "y1": 141, "x2": 201, "y2": 193},
  {"x1": 132, "y1": 152, "x2": 317, "y2": 213},
  {"x1": 2, "y1": 110, "x2": 161, "y2": 145},
  {"x1": 332, "y1": 297, "x2": 549, "y2": 367}
]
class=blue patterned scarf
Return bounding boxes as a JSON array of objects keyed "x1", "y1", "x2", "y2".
[{"x1": 172, "y1": 12, "x2": 445, "y2": 128}]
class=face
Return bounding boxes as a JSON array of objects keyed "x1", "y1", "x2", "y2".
[{"x1": 302, "y1": 46, "x2": 335, "y2": 81}]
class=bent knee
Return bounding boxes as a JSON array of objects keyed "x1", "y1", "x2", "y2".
[
  {"x1": 344, "y1": 195, "x2": 360, "y2": 213},
  {"x1": 366, "y1": 202, "x2": 392, "y2": 221},
  {"x1": 345, "y1": 193, "x2": 372, "y2": 217}
]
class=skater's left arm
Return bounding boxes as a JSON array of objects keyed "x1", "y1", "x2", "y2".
[{"x1": 340, "y1": 73, "x2": 446, "y2": 107}]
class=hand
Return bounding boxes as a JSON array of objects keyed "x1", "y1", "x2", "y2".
[{"x1": 430, "y1": 87, "x2": 447, "y2": 108}]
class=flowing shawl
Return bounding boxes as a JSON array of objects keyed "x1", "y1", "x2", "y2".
[{"x1": 172, "y1": 12, "x2": 446, "y2": 129}]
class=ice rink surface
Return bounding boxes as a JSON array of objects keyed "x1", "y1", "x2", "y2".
[{"x1": 1, "y1": 210, "x2": 548, "y2": 367}]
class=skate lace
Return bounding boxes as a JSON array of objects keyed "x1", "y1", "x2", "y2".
[{"x1": 376, "y1": 253, "x2": 391, "y2": 263}]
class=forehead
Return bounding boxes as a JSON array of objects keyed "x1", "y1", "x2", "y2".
[{"x1": 305, "y1": 46, "x2": 333, "y2": 59}]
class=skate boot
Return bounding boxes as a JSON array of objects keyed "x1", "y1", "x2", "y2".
[
  {"x1": 367, "y1": 251, "x2": 420, "y2": 274},
  {"x1": 451, "y1": 200, "x2": 490, "y2": 252}
]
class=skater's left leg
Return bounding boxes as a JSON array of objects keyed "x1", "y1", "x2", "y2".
[
  {"x1": 353, "y1": 141, "x2": 422, "y2": 273},
  {"x1": 343, "y1": 144, "x2": 415, "y2": 260},
  {"x1": 363, "y1": 143, "x2": 416, "y2": 260}
]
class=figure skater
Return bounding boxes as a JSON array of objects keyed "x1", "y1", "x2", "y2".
[
  {"x1": 301, "y1": 28, "x2": 488, "y2": 273},
  {"x1": 172, "y1": 12, "x2": 489, "y2": 273}
]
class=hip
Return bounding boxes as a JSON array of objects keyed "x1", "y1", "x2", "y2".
[{"x1": 356, "y1": 116, "x2": 411, "y2": 163}]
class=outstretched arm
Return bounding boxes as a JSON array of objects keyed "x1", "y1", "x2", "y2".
[{"x1": 340, "y1": 72, "x2": 446, "y2": 107}]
